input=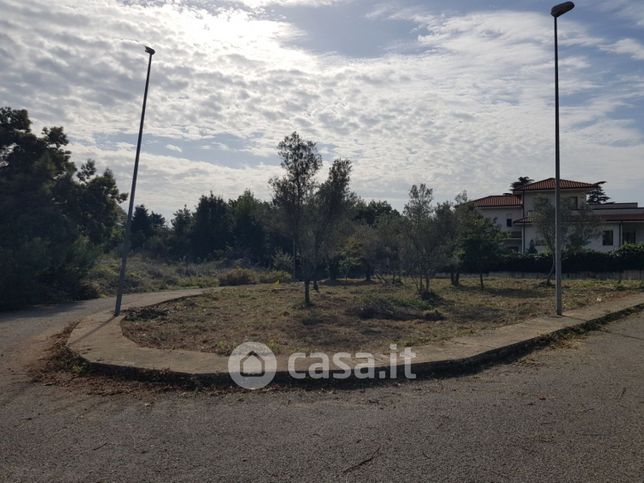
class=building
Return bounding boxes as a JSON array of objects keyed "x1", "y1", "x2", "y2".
[{"x1": 471, "y1": 178, "x2": 644, "y2": 254}]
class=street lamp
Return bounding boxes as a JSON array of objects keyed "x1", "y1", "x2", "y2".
[
  {"x1": 114, "y1": 45, "x2": 156, "y2": 316},
  {"x1": 551, "y1": 2, "x2": 574, "y2": 316}
]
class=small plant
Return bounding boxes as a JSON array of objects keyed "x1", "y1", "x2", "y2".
[
  {"x1": 271, "y1": 249, "x2": 294, "y2": 273},
  {"x1": 218, "y1": 267, "x2": 257, "y2": 286}
]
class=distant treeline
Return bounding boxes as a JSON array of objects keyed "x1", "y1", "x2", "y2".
[{"x1": 2, "y1": 107, "x2": 642, "y2": 309}]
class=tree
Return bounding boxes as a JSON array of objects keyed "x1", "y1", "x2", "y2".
[
  {"x1": 270, "y1": 132, "x2": 322, "y2": 278},
  {"x1": 587, "y1": 182, "x2": 610, "y2": 204},
  {"x1": 457, "y1": 206, "x2": 503, "y2": 289},
  {"x1": 71, "y1": 159, "x2": 127, "y2": 247},
  {"x1": 230, "y1": 190, "x2": 268, "y2": 262},
  {"x1": 270, "y1": 133, "x2": 352, "y2": 305},
  {"x1": 374, "y1": 212, "x2": 404, "y2": 284},
  {"x1": 191, "y1": 193, "x2": 233, "y2": 260},
  {"x1": 354, "y1": 199, "x2": 395, "y2": 226},
  {"x1": 402, "y1": 184, "x2": 450, "y2": 296},
  {"x1": 0, "y1": 107, "x2": 103, "y2": 307},
  {"x1": 510, "y1": 176, "x2": 534, "y2": 191},
  {"x1": 169, "y1": 206, "x2": 193, "y2": 259},
  {"x1": 532, "y1": 196, "x2": 600, "y2": 285}
]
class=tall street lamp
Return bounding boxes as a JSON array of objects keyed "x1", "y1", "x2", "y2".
[
  {"x1": 551, "y1": 2, "x2": 574, "y2": 316},
  {"x1": 114, "y1": 45, "x2": 156, "y2": 316}
]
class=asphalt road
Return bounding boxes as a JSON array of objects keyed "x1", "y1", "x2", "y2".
[{"x1": 0, "y1": 292, "x2": 642, "y2": 482}]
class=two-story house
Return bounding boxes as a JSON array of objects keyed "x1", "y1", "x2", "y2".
[{"x1": 471, "y1": 178, "x2": 644, "y2": 253}]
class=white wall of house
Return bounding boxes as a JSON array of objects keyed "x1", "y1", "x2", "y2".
[
  {"x1": 476, "y1": 183, "x2": 644, "y2": 255},
  {"x1": 523, "y1": 190, "x2": 588, "y2": 215},
  {"x1": 587, "y1": 223, "x2": 620, "y2": 253},
  {"x1": 478, "y1": 207, "x2": 523, "y2": 232}
]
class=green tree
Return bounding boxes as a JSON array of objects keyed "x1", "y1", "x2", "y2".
[
  {"x1": 510, "y1": 176, "x2": 534, "y2": 191},
  {"x1": 230, "y1": 190, "x2": 268, "y2": 262},
  {"x1": 69, "y1": 159, "x2": 127, "y2": 247},
  {"x1": 532, "y1": 196, "x2": 599, "y2": 285},
  {"x1": 587, "y1": 182, "x2": 610, "y2": 204},
  {"x1": 270, "y1": 132, "x2": 322, "y2": 278},
  {"x1": 0, "y1": 107, "x2": 103, "y2": 307},
  {"x1": 191, "y1": 193, "x2": 233, "y2": 260},
  {"x1": 169, "y1": 206, "x2": 193, "y2": 259},
  {"x1": 271, "y1": 133, "x2": 352, "y2": 305},
  {"x1": 402, "y1": 184, "x2": 450, "y2": 295},
  {"x1": 457, "y1": 207, "x2": 503, "y2": 289}
]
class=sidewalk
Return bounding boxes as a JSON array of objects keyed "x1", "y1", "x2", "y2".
[{"x1": 67, "y1": 291, "x2": 644, "y2": 384}]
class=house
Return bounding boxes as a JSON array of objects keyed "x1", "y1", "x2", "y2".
[{"x1": 471, "y1": 178, "x2": 644, "y2": 254}]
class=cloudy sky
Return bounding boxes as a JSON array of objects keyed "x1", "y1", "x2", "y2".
[{"x1": 2, "y1": 0, "x2": 643, "y2": 217}]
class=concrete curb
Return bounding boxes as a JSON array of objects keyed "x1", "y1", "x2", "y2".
[{"x1": 67, "y1": 291, "x2": 644, "y2": 387}]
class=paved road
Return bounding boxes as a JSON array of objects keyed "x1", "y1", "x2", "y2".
[{"x1": 1, "y1": 293, "x2": 643, "y2": 482}]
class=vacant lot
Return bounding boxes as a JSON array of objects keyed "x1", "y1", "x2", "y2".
[{"x1": 121, "y1": 278, "x2": 643, "y2": 355}]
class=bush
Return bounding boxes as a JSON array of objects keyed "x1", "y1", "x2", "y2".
[
  {"x1": 271, "y1": 249, "x2": 294, "y2": 273},
  {"x1": 257, "y1": 270, "x2": 293, "y2": 284},
  {"x1": 218, "y1": 267, "x2": 257, "y2": 286},
  {"x1": 613, "y1": 243, "x2": 644, "y2": 271}
]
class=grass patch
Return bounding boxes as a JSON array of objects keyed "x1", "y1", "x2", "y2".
[{"x1": 121, "y1": 277, "x2": 643, "y2": 355}]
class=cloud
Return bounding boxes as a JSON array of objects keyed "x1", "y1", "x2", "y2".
[
  {"x1": 2, "y1": 0, "x2": 643, "y2": 217},
  {"x1": 236, "y1": 0, "x2": 343, "y2": 7},
  {"x1": 603, "y1": 38, "x2": 644, "y2": 60}
]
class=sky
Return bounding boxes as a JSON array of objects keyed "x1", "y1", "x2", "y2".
[{"x1": 2, "y1": 0, "x2": 643, "y2": 218}]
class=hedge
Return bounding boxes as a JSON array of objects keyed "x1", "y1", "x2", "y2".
[{"x1": 490, "y1": 243, "x2": 644, "y2": 273}]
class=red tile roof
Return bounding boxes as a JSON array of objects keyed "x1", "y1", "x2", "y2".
[
  {"x1": 471, "y1": 194, "x2": 522, "y2": 208},
  {"x1": 516, "y1": 178, "x2": 599, "y2": 192}
]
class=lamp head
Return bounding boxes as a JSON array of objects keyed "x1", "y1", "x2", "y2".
[
  {"x1": 145, "y1": 46, "x2": 156, "y2": 55},
  {"x1": 551, "y1": 2, "x2": 575, "y2": 18}
]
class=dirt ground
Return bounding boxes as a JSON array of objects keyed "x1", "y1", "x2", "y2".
[{"x1": 120, "y1": 277, "x2": 643, "y2": 355}]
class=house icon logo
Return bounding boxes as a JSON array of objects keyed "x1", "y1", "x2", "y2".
[
  {"x1": 240, "y1": 350, "x2": 265, "y2": 377},
  {"x1": 228, "y1": 342, "x2": 276, "y2": 390}
]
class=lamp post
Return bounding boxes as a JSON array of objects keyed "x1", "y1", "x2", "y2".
[
  {"x1": 114, "y1": 45, "x2": 155, "y2": 316},
  {"x1": 551, "y1": 2, "x2": 574, "y2": 316}
]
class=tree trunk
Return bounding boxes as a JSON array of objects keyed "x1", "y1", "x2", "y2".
[
  {"x1": 450, "y1": 269, "x2": 461, "y2": 287},
  {"x1": 545, "y1": 259, "x2": 555, "y2": 286},
  {"x1": 304, "y1": 279, "x2": 311, "y2": 306},
  {"x1": 292, "y1": 239, "x2": 297, "y2": 279},
  {"x1": 313, "y1": 279, "x2": 319, "y2": 292},
  {"x1": 479, "y1": 271, "x2": 484, "y2": 290},
  {"x1": 365, "y1": 264, "x2": 372, "y2": 282}
]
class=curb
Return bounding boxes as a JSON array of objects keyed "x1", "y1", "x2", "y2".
[{"x1": 66, "y1": 291, "x2": 644, "y2": 387}]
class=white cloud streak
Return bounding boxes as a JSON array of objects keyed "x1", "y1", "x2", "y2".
[{"x1": 1, "y1": 0, "x2": 643, "y2": 217}]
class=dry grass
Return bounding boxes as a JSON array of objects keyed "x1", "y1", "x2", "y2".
[{"x1": 121, "y1": 277, "x2": 643, "y2": 355}]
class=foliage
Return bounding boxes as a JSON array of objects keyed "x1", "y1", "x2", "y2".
[
  {"x1": 456, "y1": 204, "x2": 503, "y2": 288},
  {"x1": 218, "y1": 267, "x2": 257, "y2": 286},
  {"x1": 401, "y1": 184, "x2": 454, "y2": 295},
  {"x1": 0, "y1": 107, "x2": 125, "y2": 308},
  {"x1": 587, "y1": 181, "x2": 610, "y2": 204},
  {"x1": 510, "y1": 176, "x2": 534, "y2": 191},
  {"x1": 270, "y1": 132, "x2": 354, "y2": 305}
]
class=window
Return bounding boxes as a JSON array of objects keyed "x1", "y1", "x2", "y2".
[
  {"x1": 506, "y1": 218, "x2": 512, "y2": 228},
  {"x1": 568, "y1": 196, "x2": 578, "y2": 209},
  {"x1": 624, "y1": 231, "x2": 636, "y2": 244},
  {"x1": 602, "y1": 230, "x2": 614, "y2": 246}
]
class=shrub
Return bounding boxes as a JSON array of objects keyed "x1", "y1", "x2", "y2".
[
  {"x1": 218, "y1": 267, "x2": 257, "y2": 286},
  {"x1": 257, "y1": 270, "x2": 293, "y2": 284},
  {"x1": 271, "y1": 249, "x2": 294, "y2": 273},
  {"x1": 613, "y1": 243, "x2": 644, "y2": 271}
]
